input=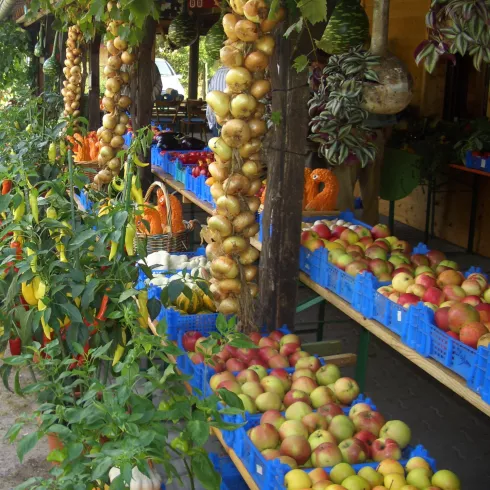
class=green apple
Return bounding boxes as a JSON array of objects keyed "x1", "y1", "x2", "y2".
[
  {"x1": 431, "y1": 469, "x2": 461, "y2": 490},
  {"x1": 358, "y1": 467, "x2": 384, "y2": 486},
  {"x1": 384, "y1": 474, "x2": 406, "y2": 490},
  {"x1": 379, "y1": 420, "x2": 411, "y2": 448},
  {"x1": 330, "y1": 463, "x2": 355, "y2": 484},
  {"x1": 342, "y1": 475, "x2": 370, "y2": 490},
  {"x1": 407, "y1": 468, "x2": 432, "y2": 488}
]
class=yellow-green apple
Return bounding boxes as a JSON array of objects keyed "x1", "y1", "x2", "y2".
[
  {"x1": 392, "y1": 272, "x2": 415, "y2": 293},
  {"x1": 439, "y1": 259, "x2": 459, "y2": 270},
  {"x1": 434, "y1": 307, "x2": 450, "y2": 332},
  {"x1": 426, "y1": 250, "x2": 446, "y2": 267},
  {"x1": 284, "y1": 389, "x2": 311, "y2": 408},
  {"x1": 312, "y1": 223, "x2": 332, "y2": 240},
  {"x1": 379, "y1": 420, "x2": 411, "y2": 448},
  {"x1": 217, "y1": 379, "x2": 242, "y2": 395},
  {"x1": 284, "y1": 468, "x2": 312, "y2": 489},
  {"x1": 411, "y1": 254, "x2": 430, "y2": 266},
  {"x1": 405, "y1": 456, "x2": 432, "y2": 472},
  {"x1": 400, "y1": 486, "x2": 418, "y2": 490},
  {"x1": 392, "y1": 240, "x2": 412, "y2": 254},
  {"x1": 259, "y1": 336, "x2": 279, "y2": 349},
  {"x1": 316, "y1": 364, "x2": 341, "y2": 386},
  {"x1": 278, "y1": 419, "x2": 309, "y2": 440},
  {"x1": 285, "y1": 401, "x2": 313, "y2": 421},
  {"x1": 371, "y1": 224, "x2": 391, "y2": 239},
  {"x1": 442, "y1": 285, "x2": 466, "y2": 302},
  {"x1": 241, "y1": 381, "x2": 265, "y2": 399},
  {"x1": 279, "y1": 455, "x2": 298, "y2": 468},
  {"x1": 359, "y1": 236, "x2": 374, "y2": 248},
  {"x1": 330, "y1": 462, "x2": 356, "y2": 483},
  {"x1": 414, "y1": 265, "x2": 433, "y2": 276},
  {"x1": 318, "y1": 402, "x2": 344, "y2": 423},
  {"x1": 478, "y1": 332, "x2": 490, "y2": 347},
  {"x1": 422, "y1": 286, "x2": 446, "y2": 306},
  {"x1": 304, "y1": 238, "x2": 324, "y2": 252},
  {"x1": 459, "y1": 321, "x2": 488, "y2": 348},
  {"x1": 261, "y1": 448, "x2": 281, "y2": 460},
  {"x1": 333, "y1": 377, "x2": 360, "y2": 404},
  {"x1": 369, "y1": 258, "x2": 391, "y2": 276},
  {"x1": 345, "y1": 260, "x2": 369, "y2": 277},
  {"x1": 269, "y1": 354, "x2": 290, "y2": 368},
  {"x1": 342, "y1": 475, "x2": 371, "y2": 490},
  {"x1": 339, "y1": 437, "x2": 368, "y2": 464},
  {"x1": 291, "y1": 376, "x2": 318, "y2": 395},
  {"x1": 377, "y1": 285, "x2": 394, "y2": 297},
  {"x1": 389, "y1": 255, "x2": 411, "y2": 269},
  {"x1": 261, "y1": 375, "x2": 286, "y2": 397},
  {"x1": 270, "y1": 368, "x2": 292, "y2": 390},
  {"x1": 406, "y1": 284, "x2": 426, "y2": 298},
  {"x1": 340, "y1": 229, "x2": 360, "y2": 245},
  {"x1": 348, "y1": 402, "x2": 372, "y2": 418},
  {"x1": 309, "y1": 467, "x2": 329, "y2": 484},
  {"x1": 372, "y1": 487, "x2": 388, "y2": 490},
  {"x1": 311, "y1": 442, "x2": 343, "y2": 467},
  {"x1": 384, "y1": 474, "x2": 406, "y2": 489},
  {"x1": 308, "y1": 429, "x2": 337, "y2": 450},
  {"x1": 352, "y1": 410, "x2": 386, "y2": 436},
  {"x1": 280, "y1": 435, "x2": 312, "y2": 465},
  {"x1": 416, "y1": 272, "x2": 437, "y2": 288},
  {"x1": 377, "y1": 459, "x2": 404, "y2": 475},
  {"x1": 329, "y1": 248, "x2": 346, "y2": 264},
  {"x1": 225, "y1": 358, "x2": 247, "y2": 372},
  {"x1": 302, "y1": 413, "x2": 328, "y2": 433},
  {"x1": 324, "y1": 485, "x2": 349, "y2": 490},
  {"x1": 431, "y1": 469, "x2": 461, "y2": 489},
  {"x1": 371, "y1": 438, "x2": 402, "y2": 462},
  {"x1": 448, "y1": 303, "x2": 480, "y2": 333},
  {"x1": 366, "y1": 245, "x2": 389, "y2": 261},
  {"x1": 261, "y1": 410, "x2": 286, "y2": 430},
  {"x1": 289, "y1": 350, "x2": 310, "y2": 367},
  {"x1": 353, "y1": 225, "x2": 371, "y2": 238},
  {"x1": 255, "y1": 392, "x2": 282, "y2": 411},
  {"x1": 334, "y1": 239, "x2": 349, "y2": 249},
  {"x1": 210, "y1": 371, "x2": 235, "y2": 392},
  {"x1": 238, "y1": 394, "x2": 257, "y2": 413},
  {"x1": 375, "y1": 238, "x2": 391, "y2": 251},
  {"x1": 346, "y1": 244, "x2": 364, "y2": 257},
  {"x1": 406, "y1": 468, "x2": 432, "y2": 487},
  {"x1": 292, "y1": 368, "x2": 316, "y2": 382},
  {"x1": 484, "y1": 287, "x2": 490, "y2": 303},
  {"x1": 280, "y1": 334, "x2": 301, "y2": 347},
  {"x1": 310, "y1": 386, "x2": 336, "y2": 408},
  {"x1": 461, "y1": 295, "x2": 482, "y2": 306},
  {"x1": 296, "y1": 356, "x2": 322, "y2": 373},
  {"x1": 423, "y1": 302, "x2": 438, "y2": 311},
  {"x1": 467, "y1": 272, "x2": 487, "y2": 288},
  {"x1": 358, "y1": 467, "x2": 384, "y2": 487},
  {"x1": 249, "y1": 423, "x2": 280, "y2": 450},
  {"x1": 461, "y1": 279, "x2": 482, "y2": 296},
  {"x1": 237, "y1": 369, "x2": 261, "y2": 385},
  {"x1": 329, "y1": 414, "x2": 355, "y2": 442},
  {"x1": 398, "y1": 293, "x2": 421, "y2": 308},
  {"x1": 354, "y1": 430, "x2": 377, "y2": 457},
  {"x1": 280, "y1": 342, "x2": 301, "y2": 357},
  {"x1": 336, "y1": 253, "x2": 355, "y2": 271}
]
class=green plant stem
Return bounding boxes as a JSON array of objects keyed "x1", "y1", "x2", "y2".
[
  {"x1": 67, "y1": 149, "x2": 80, "y2": 268},
  {"x1": 182, "y1": 457, "x2": 196, "y2": 490},
  {"x1": 117, "y1": 154, "x2": 134, "y2": 257},
  {"x1": 28, "y1": 365, "x2": 37, "y2": 383}
]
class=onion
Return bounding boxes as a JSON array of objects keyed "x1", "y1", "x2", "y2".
[
  {"x1": 208, "y1": 215, "x2": 233, "y2": 237},
  {"x1": 247, "y1": 178, "x2": 263, "y2": 197},
  {"x1": 242, "y1": 160, "x2": 263, "y2": 178},
  {"x1": 209, "y1": 137, "x2": 232, "y2": 161},
  {"x1": 211, "y1": 256, "x2": 239, "y2": 279},
  {"x1": 216, "y1": 195, "x2": 241, "y2": 217},
  {"x1": 107, "y1": 157, "x2": 121, "y2": 170},
  {"x1": 223, "y1": 174, "x2": 251, "y2": 195},
  {"x1": 121, "y1": 72, "x2": 130, "y2": 84},
  {"x1": 242, "y1": 222, "x2": 260, "y2": 238},
  {"x1": 63, "y1": 67, "x2": 70, "y2": 77},
  {"x1": 243, "y1": 0, "x2": 268, "y2": 23},
  {"x1": 98, "y1": 168, "x2": 113, "y2": 184},
  {"x1": 121, "y1": 51, "x2": 135, "y2": 65},
  {"x1": 230, "y1": 94, "x2": 257, "y2": 119},
  {"x1": 210, "y1": 182, "x2": 225, "y2": 200},
  {"x1": 106, "y1": 77, "x2": 121, "y2": 93},
  {"x1": 216, "y1": 115, "x2": 229, "y2": 126},
  {"x1": 239, "y1": 138, "x2": 262, "y2": 158},
  {"x1": 255, "y1": 35, "x2": 275, "y2": 56},
  {"x1": 119, "y1": 113, "x2": 129, "y2": 125},
  {"x1": 206, "y1": 242, "x2": 222, "y2": 261},
  {"x1": 233, "y1": 212, "x2": 256, "y2": 232},
  {"x1": 64, "y1": 59, "x2": 73, "y2": 68},
  {"x1": 70, "y1": 101, "x2": 79, "y2": 110},
  {"x1": 70, "y1": 65, "x2": 81, "y2": 76},
  {"x1": 246, "y1": 196, "x2": 261, "y2": 213},
  {"x1": 102, "y1": 97, "x2": 115, "y2": 112},
  {"x1": 113, "y1": 36, "x2": 128, "y2": 51},
  {"x1": 210, "y1": 283, "x2": 226, "y2": 301},
  {"x1": 218, "y1": 279, "x2": 241, "y2": 294},
  {"x1": 66, "y1": 83, "x2": 76, "y2": 92},
  {"x1": 73, "y1": 57, "x2": 82, "y2": 65},
  {"x1": 220, "y1": 45, "x2": 244, "y2": 68},
  {"x1": 230, "y1": 0, "x2": 247, "y2": 14},
  {"x1": 226, "y1": 67, "x2": 253, "y2": 93},
  {"x1": 244, "y1": 265, "x2": 258, "y2": 281},
  {"x1": 108, "y1": 55, "x2": 123, "y2": 70},
  {"x1": 98, "y1": 153, "x2": 108, "y2": 166},
  {"x1": 261, "y1": 7, "x2": 285, "y2": 32},
  {"x1": 235, "y1": 20, "x2": 259, "y2": 42},
  {"x1": 223, "y1": 13, "x2": 239, "y2": 41},
  {"x1": 254, "y1": 102, "x2": 266, "y2": 118},
  {"x1": 103, "y1": 113, "x2": 118, "y2": 130},
  {"x1": 239, "y1": 246, "x2": 260, "y2": 265},
  {"x1": 99, "y1": 145, "x2": 115, "y2": 162},
  {"x1": 110, "y1": 135, "x2": 124, "y2": 148},
  {"x1": 206, "y1": 90, "x2": 230, "y2": 118},
  {"x1": 107, "y1": 21, "x2": 119, "y2": 37},
  {"x1": 113, "y1": 123, "x2": 127, "y2": 136},
  {"x1": 249, "y1": 283, "x2": 258, "y2": 297},
  {"x1": 107, "y1": 40, "x2": 119, "y2": 55},
  {"x1": 218, "y1": 297, "x2": 239, "y2": 315},
  {"x1": 104, "y1": 66, "x2": 117, "y2": 77},
  {"x1": 244, "y1": 51, "x2": 269, "y2": 72},
  {"x1": 118, "y1": 96, "x2": 132, "y2": 109},
  {"x1": 223, "y1": 236, "x2": 249, "y2": 254},
  {"x1": 248, "y1": 118, "x2": 267, "y2": 138},
  {"x1": 208, "y1": 162, "x2": 229, "y2": 182},
  {"x1": 221, "y1": 119, "x2": 251, "y2": 148}
]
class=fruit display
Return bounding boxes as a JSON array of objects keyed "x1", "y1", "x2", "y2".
[
  {"x1": 284, "y1": 460, "x2": 460, "y2": 489},
  {"x1": 202, "y1": 0, "x2": 285, "y2": 319},
  {"x1": 61, "y1": 26, "x2": 84, "y2": 123}
]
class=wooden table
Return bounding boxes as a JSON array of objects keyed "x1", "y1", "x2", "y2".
[
  {"x1": 449, "y1": 163, "x2": 490, "y2": 253},
  {"x1": 152, "y1": 165, "x2": 490, "y2": 418}
]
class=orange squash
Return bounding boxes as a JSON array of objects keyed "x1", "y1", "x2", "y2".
[
  {"x1": 136, "y1": 205, "x2": 163, "y2": 235},
  {"x1": 305, "y1": 168, "x2": 339, "y2": 211},
  {"x1": 156, "y1": 189, "x2": 186, "y2": 233}
]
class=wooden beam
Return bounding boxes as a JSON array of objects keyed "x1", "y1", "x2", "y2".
[
  {"x1": 88, "y1": 35, "x2": 101, "y2": 131},
  {"x1": 188, "y1": 37, "x2": 199, "y2": 99},
  {"x1": 323, "y1": 353, "x2": 357, "y2": 367},
  {"x1": 258, "y1": 23, "x2": 309, "y2": 331}
]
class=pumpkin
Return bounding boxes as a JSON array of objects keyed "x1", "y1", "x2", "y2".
[
  {"x1": 174, "y1": 289, "x2": 203, "y2": 314},
  {"x1": 304, "y1": 168, "x2": 339, "y2": 211},
  {"x1": 156, "y1": 189, "x2": 186, "y2": 233},
  {"x1": 109, "y1": 466, "x2": 162, "y2": 490},
  {"x1": 136, "y1": 205, "x2": 164, "y2": 235}
]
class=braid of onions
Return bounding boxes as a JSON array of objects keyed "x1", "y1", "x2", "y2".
[
  {"x1": 204, "y1": 0, "x2": 285, "y2": 328},
  {"x1": 94, "y1": 20, "x2": 135, "y2": 188}
]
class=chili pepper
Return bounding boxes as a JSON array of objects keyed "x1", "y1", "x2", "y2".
[
  {"x1": 25, "y1": 124, "x2": 32, "y2": 133},
  {"x1": 2, "y1": 179, "x2": 12, "y2": 195},
  {"x1": 170, "y1": 436, "x2": 190, "y2": 454},
  {"x1": 46, "y1": 206, "x2": 57, "y2": 220},
  {"x1": 56, "y1": 242, "x2": 68, "y2": 262},
  {"x1": 48, "y1": 142, "x2": 56, "y2": 163},
  {"x1": 8, "y1": 338, "x2": 21, "y2": 356},
  {"x1": 21, "y1": 282, "x2": 37, "y2": 306},
  {"x1": 14, "y1": 121, "x2": 20, "y2": 130},
  {"x1": 111, "y1": 177, "x2": 124, "y2": 192},
  {"x1": 38, "y1": 299, "x2": 51, "y2": 340},
  {"x1": 112, "y1": 329, "x2": 126, "y2": 366},
  {"x1": 59, "y1": 140, "x2": 66, "y2": 157},
  {"x1": 69, "y1": 341, "x2": 90, "y2": 370},
  {"x1": 29, "y1": 188, "x2": 39, "y2": 224},
  {"x1": 108, "y1": 240, "x2": 118, "y2": 261},
  {"x1": 32, "y1": 276, "x2": 46, "y2": 300},
  {"x1": 125, "y1": 222, "x2": 136, "y2": 256},
  {"x1": 134, "y1": 155, "x2": 149, "y2": 168},
  {"x1": 26, "y1": 247, "x2": 37, "y2": 273},
  {"x1": 11, "y1": 239, "x2": 22, "y2": 260},
  {"x1": 131, "y1": 175, "x2": 144, "y2": 205},
  {"x1": 137, "y1": 290, "x2": 149, "y2": 329},
  {"x1": 13, "y1": 197, "x2": 25, "y2": 222},
  {"x1": 96, "y1": 294, "x2": 109, "y2": 322}
]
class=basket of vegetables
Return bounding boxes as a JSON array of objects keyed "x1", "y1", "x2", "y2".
[
  {"x1": 68, "y1": 132, "x2": 100, "y2": 181},
  {"x1": 136, "y1": 181, "x2": 197, "y2": 254}
]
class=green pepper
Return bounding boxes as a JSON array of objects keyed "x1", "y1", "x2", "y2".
[
  {"x1": 125, "y1": 222, "x2": 136, "y2": 256},
  {"x1": 59, "y1": 140, "x2": 66, "y2": 157},
  {"x1": 137, "y1": 290, "x2": 149, "y2": 329},
  {"x1": 108, "y1": 240, "x2": 118, "y2": 261},
  {"x1": 112, "y1": 329, "x2": 126, "y2": 366},
  {"x1": 48, "y1": 142, "x2": 56, "y2": 163},
  {"x1": 170, "y1": 436, "x2": 190, "y2": 454},
  {"x1": 29, "y1": 188, "x2": 39, "y2": 224},
  {"x1": 13, "y1": 196, "x2": 25, "y2": 222}
]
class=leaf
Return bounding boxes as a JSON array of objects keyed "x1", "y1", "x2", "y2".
[
  {"x1": 284, "y1": 18, "x2": 303, "y2": 39},
  {"x1": 92, "y1": 456, "x2": 113, "y2": 480},
  {"x1": 293, "y1": 55, "x2": 309, "y2": 73},
  {"x1": 4, "y1": 422, "x2": 23, "y2": 443},
  {"x1": 270, "y1": 111, "x2": 282, "y2": 126},
  {"x1": 168, "y1": 280, "x2": 184, "y2": 302},
  {"x1": 147, "y1": 297, "x2": 161, "y2": 321},
  {"x1": 17, "y1": 432, "x2": 40, "y2": 463},
  {"x1": 191, "y1": 451, "x2": 221, "y2": 490},
  {"x1": 113, "y1": 210, "x2": 128, "y2": 230},
  {"x1": 81, "y1": 279, "x2": 98, "y2": 309},
  {"x1": 186, "y1": 420, "x2": 209, "y2": 446},
  {"x1": 156, "y1": 319, "x2": 167, "y2": 336},
  {"x1": 67, "y1": 229, "x2": 97, "y2": 250},
  {"x1": 60, "y1": 303, "x2": 83, "y2": 324},
  {"x1": 46, "y1": 449, "x2": 66, "y2": 463},
  {"x1": 14, "y1": 370, "x2": 23, "y2": 397},
  {"x1": 0, "y1": 193, "x2": 12, "y2": 212},
  {"x1": 118, "y1": 288, "x2": 138, "y2": 303},
  {"x1": 297, "y1": 0, "x2": 326, "y2": 24},
  {"x1": 217, "y1": 388, "x2": 244, "y2": 410}
]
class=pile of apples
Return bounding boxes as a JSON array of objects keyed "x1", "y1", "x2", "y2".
[
  {"x1": 175, "y1": 150, "x2": 213, "y2": 166},
  {"x1": 190, "y1": 159, "x2": 212, "y2": 179},
  {"x1": 284, "y1": 459, "x2": 460, "y2": 490}
]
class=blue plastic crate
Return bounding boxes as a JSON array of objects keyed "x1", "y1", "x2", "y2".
[
  {"x1": 227, "y1": 418, "x2": 435, "y2": 490},
  {"x1": 75, "y1": 189, "x2": 93, "y2": 212},
  {"x1": 465, "y1": 150, "x2": 490, "y2": 172},
  {"x1": 123, "y1": 132, "x2": 133, "y2": 147},
  {"x1": 209, "y1": 454, "x2": 248, "y2": 490},
  {"x1": 183, "y1": 166, "x2": 215, "y2": 206},
  {"x1": 469, "y1": 346, "x2": 490, "y2": 403}
]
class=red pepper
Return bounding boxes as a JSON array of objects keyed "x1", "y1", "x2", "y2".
[
  {"x1": 10, "y1": 240, "x2": 22, "y2": 260},
  {"x1": 2, "y1": 179, "x2": 12, "y2": 195},
  {"x1": 69, "y1": 341, "x2": 90, "y2": 369},
  {"x1": 9, "y1": 337, "x2": 21, "y2": 355},
  {"x1": 88, "y1": 294, "x2": 109, "y2": 336}
]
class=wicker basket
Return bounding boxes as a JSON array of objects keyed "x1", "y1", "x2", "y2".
[
  {"x1": 75, "y1": 160, "x2": 98, "y2": 182},
  {"x1": 136, "y1": 181, "x2": 197, "y2": 255}
]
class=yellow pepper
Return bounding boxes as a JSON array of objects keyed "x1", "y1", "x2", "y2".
[
  {"x1": 56, "y1": 242, "x2": 68, "y2": 262},
  {"x1": 111, "y1": 177, "x2": 124, "y2": 192},
  {"x1": 13, "y1": 197, "x2": 25, "y2": 222},
  {"x1": 29, "y1": 188, "x2": 39, "y2": 224},
  {"x1": 125, "y1": 222, "x2": 136, "y2": 256},
  {"x1": 32, "y1": 276, "x2": 46, "y2": 300},
  {"x1": 25, "y1": 124, "x2": 32, "y2": 133},
  {"x1": 108, "y1": 241, "x2": 118, "y2": 261},
  {"x1": 134, "y1": 155, "x2": 149, "y2": 167},
  {"x1": 59, "y1": 140, "x2": 66, "y2": 157},
  {"x1": 38, "y1": 299, "x2": 51, "y2": 340},
  {"x1": 112, "y1": 329, "x2": 127, "y2": 366},
  {"x1": 131, "y1": 175, "x2": 144, "y2": 205},
  {"x1": 137, "y1": 290, "x2": 149, "y2": 329},
  {"x1": 48, "y1": 142, "x2": 56, "y2": 163},
  {"x1": 46, "y1": 206, "x2": 57, "y2": 220},
  {"x1": 26, "y1": 247, "x2": 37, "y2": 273},
  {"x1": 21, "y1": 282, "x2": 37, "y2": 306},
  {"x1": 14, "y1": 121, "x2": 20, "y2": 130}
]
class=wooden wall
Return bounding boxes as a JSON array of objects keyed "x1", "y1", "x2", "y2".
[{"x1": 362, "y1": 0, "x2": 490, "y2": 257}]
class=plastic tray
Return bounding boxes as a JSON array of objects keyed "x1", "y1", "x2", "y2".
[
  {"x1": 209, "y1": 454, "x2": 248, "y2": 490},
  {"x1": 184, "y1": 166, "x2": 215, "y2": 206},
  {"x1": 226, "y1": 418, "x2": 436, "y2": 490},
  {"x1": 123, "y1": 132, "x2": 133, "y2": 147},
  {"x1": 465, "y1": 150, "x2": 490, "y2": 173},
  {"x1": 469, "y1": 346, "x2": 490, "y2": 403}
]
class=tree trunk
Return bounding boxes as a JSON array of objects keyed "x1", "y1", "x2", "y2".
[
  {"x1": 258, "y1": 24, "x2": 309, "y2": 331},
  {"x1": 88, "y1": 34, "x2": 101, "y2": 131},
  {"x1": 130, "y1": 16, "x2": 157, "y2": 192},
  {"x1": 188, "y1": 37, "x2": 199, "y2": 99}
]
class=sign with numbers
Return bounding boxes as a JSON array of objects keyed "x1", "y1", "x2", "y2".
[{"x1": 188, "y1": 0, "x2": 215, "y2": 8}]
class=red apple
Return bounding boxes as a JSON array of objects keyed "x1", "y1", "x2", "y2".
[
  {"x1": 462, "y1": 295, "x2": 482, "y2": 307},
  {"x1": 416, "y1": 273, "x2": 437, "y2": 289},
  {"x1": 261, "y1": 449, "x2": 281, "y2": 461},
  {"x1": 291, "y1": 376, "x2": 318, "y2": 395},
  {"x1": 269, "y1": 368, "x2": 292, "y2": 391},
  {"x1": 345, "y1": 260, "x2": 369, "y2": 277},
  {"x1": 311, "y1": 442, "x2": 343, "y2": 468},
  {"x1": 422, "y1": 286, "x2": 446, "y2": 306},
  {"x1": 258, "y1": 337, "x2": 279, "y2": 350},
  {"x1": 302, "y1": 413, "x2": 328, "y2": 434},
  {"x1": 398, "y1": 293, "x2": 420, "y2": 308},
  {"x1": 359, "y1": 236, "x2": 374, "y2": 247},
  {"x1": 295, "y1": 356, "x2": 321, "y2": 373},
  {"x1": 249, "y1": 332, "x2": 262, "y2": 345},
  {"x1": 426, "y1": 250, "x2": 446, "y2": 267},
  {"x1": 354, "y1": 430, "x2": 377, "y2": 458},
  {"x1": 411, "y1": 254, "x2": 430, "y2": 267},
  {"x1": 224, "y1": 344, "x2": 238, "y2": 358},
  {"x1": 278, "y1": 419, "x2": 309, "y2": 440},
  {"x1": 226, "y1": 358, "x2": 247, "y2": 372},
  {"x1": 340, "y1": 229, "x2": 360, "y2": 245},
  {"x1": 476, "y1": 303, "x2": 490, "y2": 322},
  {"x1": 459, "y1": 322, "x2": 488, "y2": 348},
  {"x1": 352, "y1": 411, "x2": 386, "y2": 437},
  {"x1": 312, "y1": 223, "x2": 332, "y2": 240},
  {"x1": 189, "y1": 352, "x2": 204, "y2": 364},
  {"x1": 249, "y1": 423, "x2": 280, "y2": 451},
  {"x1": 338, "y1": 437, "x2": 368, "y2": 464},
  {"x1": 248, "y1": 358, "x2": 269, "y2": 368},
  {"x1": 269, "y1": 330, "x2": 285, "y2": 342},
  {"x1": 260, "y1": 410, "x2": 286, "y2": 430},
  {"x1": 217, "y1": 379, "x2": 242, "y2": 395},
  {"x1": 317, "y1": 403, "x2": 344, "y2": 426},
  {"x1": 332, "y1": 225, "x2": 348, "y2": 238},
  {"x1": 371, "y1": 438, "x2": 402, "y2": 462},
  {"x1": 371, "y1": 224, "x2": 391, "y2": 240},
  {"x1": 268, "y1": 354, "x2": 290, "y2": 369},
  {"x1": 374, "y1": 239, "x2": 391, "y2": 252},
  {"x1": 236, "y1": 369, "x2": 260, "y2": 385},
  {"x1": 434, "y1": 307, "x2": 450, "y2": 331},
  {"x1": 392, "y1": 240, "x2": 412, "y2": 254},
  {"x1": 437, "y1": 270, "x2": 464, "y2": 288},
  {"x1": 447, "y1": 331, "x2": 459, "y2": 340},
  {"x1": 258, "y1": 347, "x2": 279, "y2": 361},
  {"x1": 284, "y1": 389, "x2": 311, "y2": 408},
  {"x1": 280, "y1": 435, "x2": 311, "y2": 465},
  {"x1": 280, "y1": 343, "x2": 301, "y2": 357},
  {"x1": 301, "y1": 230, "x2": 317, "y2": 244},
  {"x1": 366, "y1": 246, "x2": 388, "y2": 261},
  {"x1": 467, "y1": 272, "x2": 488, "y2": 290},
  {"x1": 216, "y1": 349, "x2": 231, "y2": 363},
  {"x1": 406, "y1": 284, "x2": 426, "y2": 298},
  {"x1": 304, "y1": 238, "x2": 324, "y2": 252},
  {"x1": 289, "y1": 350, "x2": 309, "y2": 366},
  {"x1": 182, "y1": 331, "x2": 204, "y2": 352},
  {"x1": 280, "y1": 334, "x2": 301, "y2": 347},
  {"x1": 236, "y1": 348, "x2": 258, "y2": 364},
  {"x1": 448, "y1": 303, "x2": 480, "y2": 334},
  {"x1": 442, "y1": 285, "x2": 466, "y2": 302},
  {"x1": 210, "y1": 371, "x2": 235, "y2": 392}
]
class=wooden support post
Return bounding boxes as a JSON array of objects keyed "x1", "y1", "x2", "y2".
[
  {"x1": 130, "y1": 17, "x2": 157, "y2": 192},
  {"x1": 258, "y1": 25, "x2": 309, "y2": 331},
  {"x1": 188, "y1": 37, "x2": 199, "y2": 99},
  {"x1": 88, "y1": 34, "x2": 101, "y2": 131}
]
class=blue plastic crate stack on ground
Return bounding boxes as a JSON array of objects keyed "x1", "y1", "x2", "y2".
[
  {"x1": 209, "y1": 454, "x2": 248, "y2": 490},
  {"x1": 465, "y1": 150, "x2": 490, "y2": 172},
  {"x1": 469, "y1": 346, "x2": 490, "y2": 403},
  {"x1": 227, "y1": 418, "x2": 436, "y2": 490},
  {"x1": 183, "y1": 167, "x2": 215, "y2": 206}
]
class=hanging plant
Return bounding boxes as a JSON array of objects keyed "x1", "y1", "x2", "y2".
[
  {"x1": 43, "y1": 31, "x2": 61, "y2": 77},
  {"x1": 205, "y1": 17, "x2": 226, "y2": 61},
  {"x1": 34, "y1": 22, "x2": 45, "y2": 57},
  {"x1": 168, "y1": 4, "x2": 198, "y2": 50},
  {"x1": 415, "y1": 0, "x2": 490, "y2": 73}
]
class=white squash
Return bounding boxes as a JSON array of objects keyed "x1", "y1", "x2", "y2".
[{"x1": 109, "y1": 466, "x2": 162, "y2": 490}]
